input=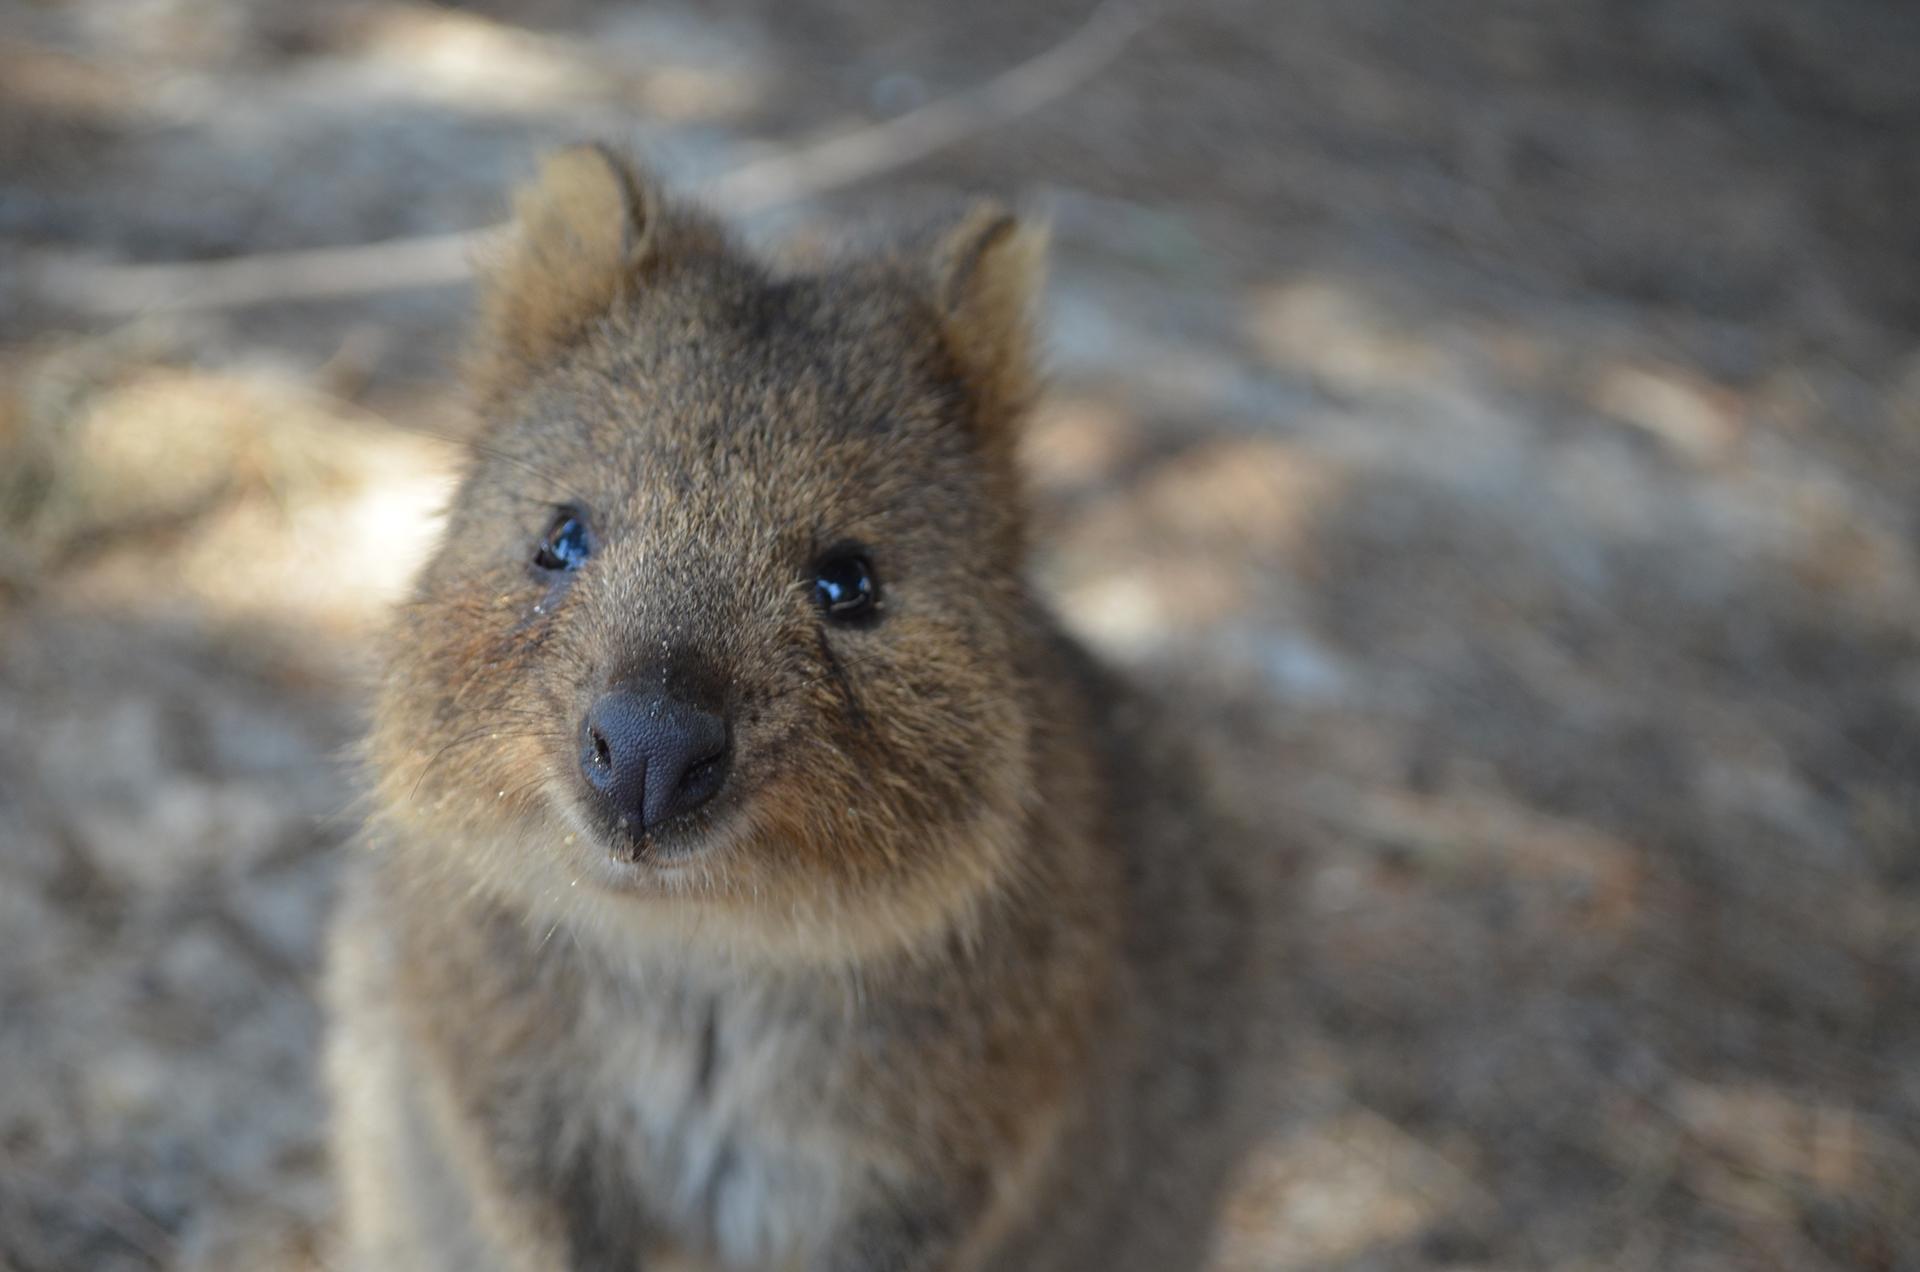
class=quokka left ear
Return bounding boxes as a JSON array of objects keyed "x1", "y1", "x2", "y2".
[{"x1": 925, "y1": 202, "x2": 1050, "y2": 438}]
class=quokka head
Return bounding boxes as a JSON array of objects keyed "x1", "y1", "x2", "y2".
[{"x1": 372, "y1": 146, "x2": 1056, "y2": 962}]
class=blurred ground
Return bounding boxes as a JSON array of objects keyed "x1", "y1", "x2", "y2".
[{"x1": 3, "y1": 0, "x2": 1919, "y2": 1268}]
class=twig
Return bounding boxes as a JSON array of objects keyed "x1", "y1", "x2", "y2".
[
  {"x1": 706, "y1": 0, "x2": 1157, "y2": 208},
  {"x1": 27, "y1": 0, "x2": 1159, "y2": 317},
  {"x1": 32, "y1": 231, "x2": 480, "y2": 318}
]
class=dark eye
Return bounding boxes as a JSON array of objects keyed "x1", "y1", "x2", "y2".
[
  {"x1": 813, "y1": 550, "x2": 879, "y2": 622},
  {"x1": 533, "y1": 510, "x2": 592, "y2": 572}
]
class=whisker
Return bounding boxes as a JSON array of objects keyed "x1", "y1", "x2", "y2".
[
  {"x1": 407, "y1": 723, "x2": 569, "y2": 802},
  {"x1": 379, "y1": 419, "x2": 596, "y2": 509},
  {"x1": 751, "y1": 646, "x2": 896, "y2": 709}
]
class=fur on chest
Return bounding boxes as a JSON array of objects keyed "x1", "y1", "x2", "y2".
[{"x1": 576, "y1": 981, "x2": 869, "y2": 1268}]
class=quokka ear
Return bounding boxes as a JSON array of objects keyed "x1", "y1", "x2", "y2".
[
  {"x1": 926, "y1": 202, "x2": 1049, "y2": 433},
  {"x1": 471, "y1": 145, "x2": 661, "y2": 396}
]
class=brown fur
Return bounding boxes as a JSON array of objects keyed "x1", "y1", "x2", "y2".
[{"x1": 326, "y1": 146, "x2": 1262, "y2": 1271}]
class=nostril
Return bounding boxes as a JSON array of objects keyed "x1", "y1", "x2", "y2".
[
  {"x1": 678, "y1": 746, "x2": 727, "y2": 795},
  {"x1": 579, "y1": 710, "x2": 632, "y2": 806},
  {"x1": 580, "y1": 716, "x2": 614, "y2": 780}
]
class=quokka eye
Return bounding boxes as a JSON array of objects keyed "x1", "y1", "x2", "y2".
[
  {"x1": 813, "y1": 550, "x2": 880, "y2": 622},
  {"x1": 534, "y1": 509, "x2": 593, "y2": 572}
]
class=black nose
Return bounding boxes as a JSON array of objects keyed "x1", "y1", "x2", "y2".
[{"x1": 579, "y1": 689, "x2": 730, "y2": 835}]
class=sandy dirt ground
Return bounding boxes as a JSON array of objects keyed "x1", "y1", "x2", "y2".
[{"x1": 3, "y1": 0, "x2": 1918, "y2": 1268}]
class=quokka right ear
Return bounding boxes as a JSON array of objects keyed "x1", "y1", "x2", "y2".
[
  {"x1": 470, "y1": 145, "x2": 664, "y2": 397},
  {"x1": 923, "y1": 201, "x2": 1049, "y2": 458}
]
